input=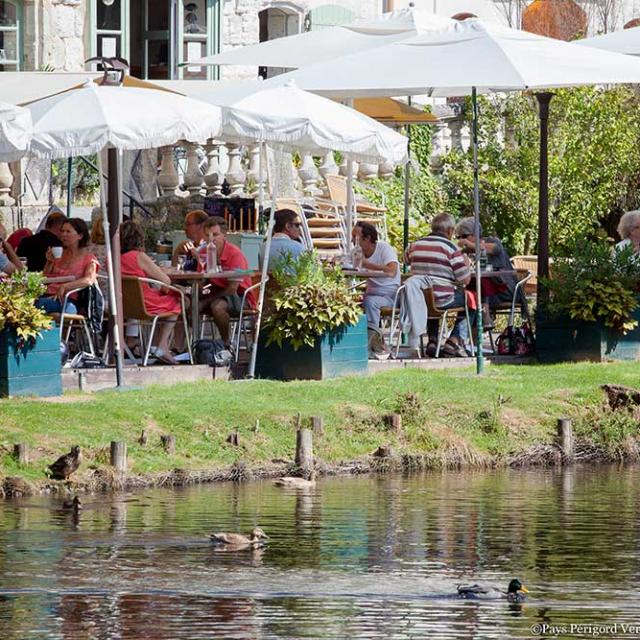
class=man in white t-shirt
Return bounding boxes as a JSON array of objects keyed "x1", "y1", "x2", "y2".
[{"x1": 352, "y1": 221, "x2": 400, "y2": 329}]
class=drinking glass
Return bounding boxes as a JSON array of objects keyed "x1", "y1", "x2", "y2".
[
  {"x1": 198, "y1": 253, "x2": 207, "y2": 272},
  {"x1": 176, "y1": 255, "x2": 186, "y2": 272}
]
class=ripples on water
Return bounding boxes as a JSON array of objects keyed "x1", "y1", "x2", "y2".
[{"x1": 0, "y1": 467, "x2": 639, "y2": 639}]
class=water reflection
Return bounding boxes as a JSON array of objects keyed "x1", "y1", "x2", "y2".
[{"x1": 0, "y1": 466, "x2": 638, "y2": 638}]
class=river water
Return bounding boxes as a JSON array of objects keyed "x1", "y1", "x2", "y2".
[{"x1": 0, "y1": 467, "x2": 639, "y2": 639}]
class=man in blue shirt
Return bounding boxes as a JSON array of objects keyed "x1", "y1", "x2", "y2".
[{"x1": 261, "y1": 209, "x2": 306, "y2": 271}]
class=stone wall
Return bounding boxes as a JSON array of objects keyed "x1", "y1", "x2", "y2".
[{"x1": 40, "y1": 0, "x2": 86, "y2": 71}]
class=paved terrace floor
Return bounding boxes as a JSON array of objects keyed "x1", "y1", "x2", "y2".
[{"x1": 61, "y1": 355, "x2": 533, "y2": 394}]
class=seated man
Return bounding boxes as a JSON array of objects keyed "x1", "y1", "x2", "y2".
[
  {"x1": 171, "y1": 209, "x2": 209, "y2": 270},
  {"x1": 0, "y1": 224, "x2": 24, "y2": 275},
  {"x1": 260, "y1": 208, "x2": 306, "y2": 271},
  {"x1": 352, "y1": 221, "x2": 400, "y2": 329},
  {"x1": 17, "y1": 209, "x2": 65, "y2": 271},
  {"x1": 199, "y1": 216, "x2": 256, "y2": 344},
  {"x1": 406, "y1": 212, "x2": 473, "y2": 357},
  {"x1": 455, "y1": 216, "x2": 521, "y2": 326}
]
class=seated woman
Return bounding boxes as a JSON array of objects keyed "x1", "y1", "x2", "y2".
[
  {"x1": 37, "y1": 218, "x2": 98, "y2": 314},
  {"x1": 0, "y1": 223, "x2": 25, "y2": 275},
  {"x1": 455, "y1": 217, "x2": 520, "y2": 325},
  {"x1": 120, "y1": 221, "x2": 184, "y2": 365},
  {"x1": 615, "y1": 210, "x2": 640, "y2": 256}
]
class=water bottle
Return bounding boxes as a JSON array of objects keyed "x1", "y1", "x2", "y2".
[
  {"x1": 206, "y1": 239, "x2": 217, "y2": 273},
  {"x1": 351, "y1": 245, "x2": 363, "y2": 269},
  {"x1": 479, "y1": 246, "x2": 488, "y2": 270}
]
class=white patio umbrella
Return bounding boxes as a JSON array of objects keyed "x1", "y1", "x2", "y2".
[
  {"x1": 577, "y1": 26, "x2": 640, "y2": 56},
  {"x1": 264, "y1": 17, "x2": 640, "y2": 373},
  {"x1": 19, "y1": 77, "x2": 223, "y2": 386},
  {"x1": 196, "y1": 83, "x2": 408, "y2": 165},
  {"x1": 0, "y1": 101, "x2": 32, "y2": 162},
  {"x1": 190, "y1": 8, "x2": 455, "y2": 69},
  {"x1": 190, "y1": 82, "x2": 408, "y2": 379}
]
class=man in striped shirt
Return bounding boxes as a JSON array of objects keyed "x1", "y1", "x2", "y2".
[{"x1": 406, "y1": 213, "x2": 473, "y2": 357}]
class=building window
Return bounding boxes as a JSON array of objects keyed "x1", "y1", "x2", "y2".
[
  {"x1": 90, "y1": 0, "x2": 219, "y2": 80},
  {"x1": 0, "y1": 0, "x2": 21, "y2": 71},
  {"x1": 258, "y1": 4, "x2": 304, "y2": 78}
]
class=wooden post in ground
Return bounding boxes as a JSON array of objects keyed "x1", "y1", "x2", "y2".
[
  {"x1": 295, "y1": 428, "x2": 314, "y2": 476},
  {"x1": 12, "y1": 444, "x2": 28, "y2": 464},
  {"x1": 557, "y1": 418, "x2": 574, "y2": 462},
  {"x1": 161, "y1": 435, "x2": 176, "y2": 454},
  {"x1": 383, "y1": 414, "x2": 402, "y2": 432},
  {"x1": 110, "y1": 441, "x2": 127, "y2": 473},
  {"x1": 311, "y1": 416, "x2": 324, "y2": 436}
]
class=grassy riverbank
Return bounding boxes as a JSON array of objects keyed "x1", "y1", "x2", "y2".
[{"x1": 1, "y1": 362, "x2": 639, "y2": 492}]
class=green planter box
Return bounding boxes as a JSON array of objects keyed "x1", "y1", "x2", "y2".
[
  {"x1": 0, "y1": 328, "x2": 62, "y2": 398},
  {"x1": 537, "y1": 306, "x2": 640, "y2": 363},
  {"x1": 256, "y1": 315, "x2": 368, "y2": 380}
]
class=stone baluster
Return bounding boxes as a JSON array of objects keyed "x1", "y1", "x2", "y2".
[
  {"x1": 357, "y1": 162, "x2": 379, "y2": 181},
  {"x1": 298, "y1": 154, "x2": 321, "y2": 196},
  {"x1": 378, "y1": 160, "x2": 395, "y2": 179},
  {"x1": 448, "y1": 118, "x2": 465, "y2": 152},
  {"x1": 319, "y1": 152, "x2": 339, "y2": 179},
  {"x1": 203, "y1": 139, "x2": 224, "y2": 196},
  {"x1": 183, "y1": 142, "x2": 204, "y2": 195},
  {"x1": 0, "y1": 162, "x2": 15, "y2": 205},
  {"x1": 339, "y1": 157, "x2": 359, "y2": 179},
  {"x1": 225, "y1": 144, "x2": 246, "y2": 197},
  {"x1": 246, "y1": 144, "x2": 261, "y2": 189},
  {"x1": 158, "y1": 146, "x2": 180, "y2": 196}
]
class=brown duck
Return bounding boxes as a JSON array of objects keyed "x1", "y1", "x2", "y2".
[
  {"x1": 209, "y1": 527, "x2": 268, "y2": 548},
  {"x1": 274, "y1": 470, "x2": 317, "y2": 488},
  {"x1": 48, "y1": 446, "x2": 82, "y2": 480},
  {"x1": 62, "y1": 496, "x2": 82, "y2": 513}
]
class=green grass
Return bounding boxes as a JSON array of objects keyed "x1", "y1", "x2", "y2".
[{"x1": 0, "y1": 361, "x2": 638, "y2": 482}]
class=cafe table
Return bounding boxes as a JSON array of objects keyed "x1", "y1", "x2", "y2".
[{"x1": 164, "y1": 268, "x2": 258, "y2": 342}]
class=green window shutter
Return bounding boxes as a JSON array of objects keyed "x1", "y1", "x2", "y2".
[{"x1": 309, "y1": 5, "x2": 355, "y2": 31}]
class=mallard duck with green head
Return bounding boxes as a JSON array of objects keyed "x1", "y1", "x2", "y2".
[{"x1": 457, "y1": 578, "x2": 529, "y2": 602}]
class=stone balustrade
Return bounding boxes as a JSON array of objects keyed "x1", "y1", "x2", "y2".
[{"x1": 0, "y1": 143, "x2": 399, "y2": 221}]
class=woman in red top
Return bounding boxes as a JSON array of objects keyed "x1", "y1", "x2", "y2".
[
  {"x1": 120, "y1": 221, "x2": 184, "y2": 365},
  {"x1": 37, "y1": 218, "x2": 98, "y2": 314}
]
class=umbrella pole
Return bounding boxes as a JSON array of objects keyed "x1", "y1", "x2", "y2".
[
  {"x1": 66, "y1": 157, "x2": 73, "y2": 217},
  {"x1": 403, "y1": 125, "x2": 411, "y2": 255},
  {"x1": 97, "y1": 151, "x2": 124, "y2": 387},
  {"x1": 472, "y1": 87, "x2": 484, "y2": 375},
  {"x1": 248, "y1": 141, "x2": 276, "y2": 379},
  {"x1": 535, "y1": 92, "x2": 553, "y2": 308},
  {"x1": 346, "y1": 98, "x2": 355, "y2": 240},
  {"x1": 258, "y1": 141, "x2": 265, "y2": 233},
  {"x1": 108, "y1": 148, "x2": 125, "y2": 386}
]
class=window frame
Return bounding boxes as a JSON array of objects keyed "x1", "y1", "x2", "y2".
[
  {"x1": 88, "y1": 0, "x2": 221, "y2": 80},
  {"x1": 0, "y1": 0, "x2": 23, "y2": 71}
]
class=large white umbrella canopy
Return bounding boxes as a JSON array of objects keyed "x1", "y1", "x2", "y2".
[
  {"x1": 577, "y1": 26, "x2": 640, "y2": 56},
  {"x1": 194, "y1": 83, "x2": 407, "y2": 164},
  {"x1": 0, "y1": 101, "x2": 32, "y2": 162},
  {"x1": 191, "y1": 8, "x2": 455, "y2": 68},
  {"x1": 24, "y1": 80, "x2": 222, "y2": 159},
  {"x1": 265, "y1": 18, "x2": 640, "y2": 97}
]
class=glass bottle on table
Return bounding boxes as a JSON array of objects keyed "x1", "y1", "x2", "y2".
[
  {"x1": 206, "y1": 238, "x2": 218, "y2": 273},
  {"x1": 351, "y1": 245, "x2": 363, "y2": 270}
]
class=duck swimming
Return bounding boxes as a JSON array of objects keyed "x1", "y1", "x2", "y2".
[
  {"x1": 209, "y1": 527, "x2": 268, "y2": 549},
  {"x1": 62, "y1": 496, "x2": 82, "y2": 513},
  {"x1": 274, "y1": 470, "x2": 316, "y2": 488},
  {"x1": 457, "y1": 578, "x2": 529, "y2": 602}
]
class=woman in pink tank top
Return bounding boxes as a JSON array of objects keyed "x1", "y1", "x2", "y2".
[
  {"x1": 37, "y1": 218, "x2": 98, "y2": 315},
  {"x1": 120, "y1": 221, "x2": 184, "y2": 365}
]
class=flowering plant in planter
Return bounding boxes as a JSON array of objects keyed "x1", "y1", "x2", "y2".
[
  {"x1": 264, "y1": 251, "x2": 362, "y2": 350},
  {"x1": 0, "y1": 271, "x2": 53, "y2": 344}
]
